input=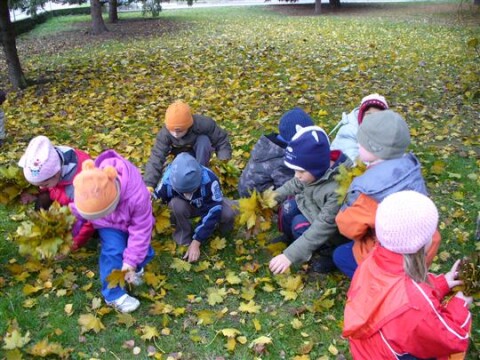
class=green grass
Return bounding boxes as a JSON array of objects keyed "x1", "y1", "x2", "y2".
[{"x1": 1, "y1": 3, "x2": 479, "y2": 359}]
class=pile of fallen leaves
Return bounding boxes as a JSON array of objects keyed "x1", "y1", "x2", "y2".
[
  {"x1": 0, "y1": 165, "x2": 37, "y2": 206},
  {"x1": 458, "y1": 253, "x2": 480, "y2": 299}
]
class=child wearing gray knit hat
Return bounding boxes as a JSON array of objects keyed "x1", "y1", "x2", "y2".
[{"x1": 333, "y1": 110, "x2": 441, "y2": 279}]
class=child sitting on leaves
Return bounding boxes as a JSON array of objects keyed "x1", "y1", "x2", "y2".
[
  {"x1": 269, "y1": 126, "x2": 352, "y2": 275},
  {"x1": 153, "y1": 152, "x2": 237, "y2": 263},
  {"x1": 144, "y1": 100, "x2": 232, "y2": 192},
  {"x1": 71, "y1": 150, "x2": 155, "y2": 313},
  {"x1": 18, "y1": 135, "x2": 94, "y2": 251},
  {"x1": 330, "y1": 93, "x2": 389, "y2": 163},
  {"x1": 238, "y1": 107, "x2": 314, "y2": 197},
  {"x1": 333, "y1": 110, "x2": 441, "y2": 279},
  {"x1": 343, "y1": 191, "x2": 472, "y2": 360}
]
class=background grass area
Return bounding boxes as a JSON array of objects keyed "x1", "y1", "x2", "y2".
[{"x1": 1, "y1": 2, "x2": 479, "y2": 359}]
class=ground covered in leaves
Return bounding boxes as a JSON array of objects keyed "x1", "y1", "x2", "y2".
[{"x1": 0, "y1": 2, "x2": 479, "y2": 359}]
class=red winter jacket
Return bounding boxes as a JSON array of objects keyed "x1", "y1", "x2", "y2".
[{"x1": 343, "y1": 246, "x2": 471, "y2": 360}]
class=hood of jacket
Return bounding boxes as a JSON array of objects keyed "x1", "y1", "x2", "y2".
[{"x1": 250, "y1": 134, "x2": 287, "y2": 163}]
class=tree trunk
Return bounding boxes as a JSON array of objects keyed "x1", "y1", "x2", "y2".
[
  {"x1": 315, "y1": 0, "x2": 321, "y2": 14},
  {"x1": 329, "y1": 0, "x2": 341, "y2": 8},
  {"x1": 0, "y1": 0, "x2": 27, "y2": 89},
  {"x1": 90, "y1": 0, "x2": 108, "y2": 34},
  {"x1": 109, "y1": 0, "x2": 118, "y2": 23}
]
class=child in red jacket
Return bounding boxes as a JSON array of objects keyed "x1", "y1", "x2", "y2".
[
  {"x1": 18, "y1": 135, "x2": 94, "y2": 250},
  {"x1": 343, "y1": 191, "x2": 472, "y2": 360}
]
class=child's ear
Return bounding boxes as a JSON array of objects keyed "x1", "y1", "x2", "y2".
[
  {"x1": 103, "y1": 166, "x2": 118, "y2": 180},
  {"x1": 82, "y1": 160, "x2": 95, "y2": 171}
]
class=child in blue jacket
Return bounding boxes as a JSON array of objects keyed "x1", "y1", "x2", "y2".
[{"x1": 154, "y1": 153, "x2": 237, "y2": 262}]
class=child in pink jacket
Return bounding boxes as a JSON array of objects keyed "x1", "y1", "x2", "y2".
[{"x1": 72, "y1": 150, "x2": 154, "y2": 313}]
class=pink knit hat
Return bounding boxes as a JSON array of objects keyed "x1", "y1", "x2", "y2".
[
  {"x1": 18, "y1": 136, "x2": 61, "y2": 185},
  {"x1": 357, "y1": 93, "x2": 389, "y2": 124},
  {"x1": 376, "y1": 191, "x2": 438, "y2": 254}
]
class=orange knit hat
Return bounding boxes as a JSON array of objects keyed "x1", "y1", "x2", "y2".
[
  {"x1": 165, "y1": 101, "x2": 194, "y2": 132},
  {"x1": 73, "y1": 160, "x2": 120, "y2": 220}
]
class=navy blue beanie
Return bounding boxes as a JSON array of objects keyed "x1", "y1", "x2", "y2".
[
  {"x1": 278, "y1": 107, "x2": 315, "y2": 143},
  {"x1": 170, "y1": 153, "x2": 203, "y2": 193},
  {"x1": 284, "y1": 126, "x2": 331, "y2": 180}
]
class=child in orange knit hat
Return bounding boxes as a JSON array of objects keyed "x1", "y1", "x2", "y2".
[
  {"x1": 72, "y1": 150, "x2": 155, "y2": 313},
  {"x1": 144, "y1": 100, "x2": 232, "y2": 192}
]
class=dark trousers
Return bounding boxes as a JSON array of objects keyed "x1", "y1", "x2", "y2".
[
  {"x1": 168, "y1": 197, "x2": 238, "y2": 245},
  {"x1": 278, "y1": 199, "x2": 311, "y2": 241},
  {"x1": 332, "y1": 241, "x2": 357, "y2": 279},
  {"x1": 171, "y1": 135, "x2": 213, "y2": 167}
]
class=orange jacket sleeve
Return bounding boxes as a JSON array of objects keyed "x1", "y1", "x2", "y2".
[{"x1": 336, "y1": 193, "x2": 378, "y2": 242}]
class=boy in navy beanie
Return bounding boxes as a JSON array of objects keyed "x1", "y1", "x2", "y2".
[
  {"x1": 269, "y1": 126, "x2": 352, "y2": 275},
  {"x1": 154, "y1": 153, "x2": 237, "y2": 262},
  {"x1": 238, "y1": 107, "x2": 314, "y2": 197}
]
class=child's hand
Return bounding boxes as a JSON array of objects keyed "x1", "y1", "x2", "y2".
[
  {"x1": 183, "y1": 240, "x2": 201, "y2": 263},
  {"x1": 269, "y1": 254, "x2": 292, "y2": 275},
  {"x1": 445, "y1": 259, "x2": 463, "y2": 289},
  {"x1": 454, "y1": 291, "x2": 473, "y2": 306},
  {"x1": 122, "y1": 263, "x2": 136, "y2": 283}
]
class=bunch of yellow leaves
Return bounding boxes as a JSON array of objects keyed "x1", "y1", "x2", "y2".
[
  {"x1": 152, "y1": 201, "x2": 171, "y2": 236},
  {"x1": 13, "y1": 202, "x2": 75, "y2": 260},
  {"x1": 0, "y1": 165, "x2": 37, "y2": 205},
  {"x1": 210, "y1": 158, "x2": 241, "y2": 197},
  {"x1": 237, "y1": 188, "x2": 278, "y2": 239}
]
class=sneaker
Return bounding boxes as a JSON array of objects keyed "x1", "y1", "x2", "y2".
[
  {"x1": 310, "y1": 255, "x2": 336, "y2": 274},
  {"x1": 107, "y1": 294, "x2": 140, "y2": 313}
]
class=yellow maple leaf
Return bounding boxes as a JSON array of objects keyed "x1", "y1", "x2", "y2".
[
  {"x1": 78, "y1": 314, "x2": 105, "y2": 334},
  {"x1": 196, "y1": 310, "x2": 216, "y2": 325},
  {"x1": 2, "y1": 329, "x2": 31, "y2": 350},
  {"x1": 249, "y1": 335, "x2": 272, "y2": 347},
  {"x1": 207, "y1": 287, "x2": 227, "y2": 306},
  {"x1": 194, "y1": 260, "x2": 210, "y2": 272},
  {"x1": 116, "y1": 313, "x2": 136, "y2": 328},
  {"x1": 22, "y1": 284, "x2": 43, "y2": 296},
  {"x1": 220, "y1": 328, "x2": 241, "y2": 338},
  {"x1": 28, "y1": 338, "x2": 69, "y2": 357},
  {"x1": 225, "y1": 337, "x2": 237, "y2": 352},
  {"x1": 225, "y1": 271, "x2": 242, "y2": 285},
  {"x1": 106, "y1": 269, "x2": 127, "y2": 289},
  {"x1": 170, "y1": 258, "x2": 192, "y2": 273},
  {"x1": 209, "y1": 237, "x2": 227, "y2": 251},
  {"x1": 140, "y1": 325, "x2": 160, "y2": 340},
  {"x1": 240, "y1": 287, "x2": 255, "y2": 301},
  {"x1": 253, "y1": 318, "x2": 262, "y2": 331},
  {"x1": 238, "y1": 300, "x2": 260, "y2": 313}
]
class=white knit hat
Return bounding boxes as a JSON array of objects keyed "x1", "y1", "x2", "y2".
[
  {"x1": 376, "y1": 191, "x2": 438, "y2": 254},
  {"x1": 18, "y1": 136, "x2": 61, "y2": 184}
]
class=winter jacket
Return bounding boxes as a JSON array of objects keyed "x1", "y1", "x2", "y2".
[
  {"x1": 275, "y1": 152, "x2": 352, "y2": 264},
  {"x1": 71, "y1": 150, "x2": 154, "y2": 268},
  {"x1": 343, "y1": 246, "x2": 471, "y2": 360},
  {"x1": 330, "y1": 108, "x2": 360, "y2": 163},
  {"x1": 144, "y1": 114, "x2": 232, "y2": 188},
  {"x1": 43, "y1": 146, "x2": 94, "y2": 250},
  {"x1": 154, "y1": 165, "x2": 223, "y2": 243},
  {"x1": 238, "y1": 133, "x2": 293, "y2": 197},
  {"x1": 336, "y1": 153, "x2": 441, "y2": 265}
]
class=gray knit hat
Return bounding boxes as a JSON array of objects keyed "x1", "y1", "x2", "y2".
[
  {"x1": 170, "y1": 153, "x2": 203, "y2": 193},
  {"x1": 357, "y1": 110, "x2": 410, "y2": 160}
]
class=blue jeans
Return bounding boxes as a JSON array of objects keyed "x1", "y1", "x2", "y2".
[
  {"x1": 278, "y1": 199, "x2": 310, "y2": 241},
  {"x1": 98, "y1": 228, "x2": 154, "y2": 302},
  {"x1": 332, "y1": 241, "x2": 357, "y2": 279}
]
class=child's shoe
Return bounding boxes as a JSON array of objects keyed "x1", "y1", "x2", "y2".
[
  {"x1": 107, "y1": 294, "x2": 140, "y2": 313},
  {"x1": 309, "y1": 255, "x2": 336, "y2": 274}
]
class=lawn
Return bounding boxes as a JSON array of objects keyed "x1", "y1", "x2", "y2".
[{"x1": 0, "y1": 2, "x2": 479, "y2": 359}]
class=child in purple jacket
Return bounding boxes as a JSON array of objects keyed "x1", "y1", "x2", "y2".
[{"x1": 71, "y1": 150, "x2": 154, "y2": 313}]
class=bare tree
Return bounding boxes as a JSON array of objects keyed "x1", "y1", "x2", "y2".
[
  {"x1": 0, "y1": 0, "x2": 27, "y2": 89},
  {"x1": 315, "y1": 0, "x2": 321, "y2": 14},
  {"x1": 109, "y1": 0, "x2": 118, "y2": 23}
]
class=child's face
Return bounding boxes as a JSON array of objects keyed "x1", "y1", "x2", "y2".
[
  {"x1": 358, "y1": 144, "x2": 379, "y2": 163},
  {"x1": 294, "y1": 170, "x2": 315, "y2": 184},
  {"x1": 169, "y1": 128, "x2": 188, "y2": 139},
  {"x1": 35, "y1": 171, "x2": 61, "y2": 189},
  {"x1": 364, "y1": 106, "x2": 382, "y2": 118}
]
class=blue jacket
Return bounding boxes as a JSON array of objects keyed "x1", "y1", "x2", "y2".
[{"x1": 154, "y1": 165, "x2": 223, "y2": 243}]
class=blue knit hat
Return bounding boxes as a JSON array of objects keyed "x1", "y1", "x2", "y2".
[
  {"x1": 278, "y1": 107, "x2": 315, "y2": 143},
  {"x1": 170, "y1": 153, "x2": 203, "y2": 193},
  {"x1": 284, "y1": 126, "x2": 331, "y2": 180}
]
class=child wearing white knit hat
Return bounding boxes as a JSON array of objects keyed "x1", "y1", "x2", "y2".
[{"x1": 343, "y1": 191, "x2": 472, "y2": 360}]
